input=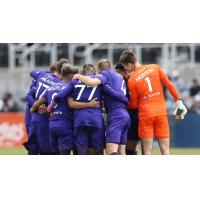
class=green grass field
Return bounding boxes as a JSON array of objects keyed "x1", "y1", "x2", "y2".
[{"x1": 0, "y1": 147, "x2": 200, "y2": 155}]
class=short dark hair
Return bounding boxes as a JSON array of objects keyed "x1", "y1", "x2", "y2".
[
  {"x1": 82, "y1": 64, "x2": 95, "y2": 74},
  {"x1": 61, "y1": 63, "x2": 78, "y2": 77},
  {"x1": 83, "y1": 64, "x2": 94, "y2": 69},
  {"x1": 57, "y1": 58, "x2": 69, "y2": 73},
  {"x1": 119, "y1": 50, "x2": 136, "y2": 64},
  {"x1": 115, "y1": 63, "x2": 126, "y2": 72}
]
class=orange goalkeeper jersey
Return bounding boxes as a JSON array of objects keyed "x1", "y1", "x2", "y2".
[{"x1": 128, "y1": 64, "x2": 180, "y2": 119}]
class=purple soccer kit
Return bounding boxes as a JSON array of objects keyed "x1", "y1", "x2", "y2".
[
  {"x1": 96, "y1": 70, "x2": 130, "y2": 145},
  {"x1": 25, "y1": 70, "x2": 47, "y2": 133},
  {"x1": 42, "y1": 82, "x2": 74, "y2": 154},
  {"x1": 28, "y1": 73, "x2": 61, "y2": 154},
  {"x1": 25, "y1": 69, "x2": 48, "y2": 133},
  {"x1": 49, "y1": 74, "x2": 128, "y2": 154},
  {"x1": 72, "y1": 74, "x2": 105, "y2": 155}
]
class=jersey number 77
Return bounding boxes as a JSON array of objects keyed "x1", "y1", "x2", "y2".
[{"x1": 75, "y1": 85, "x2": 97, "y2": 101}]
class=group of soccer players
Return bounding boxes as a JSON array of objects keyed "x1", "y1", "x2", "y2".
[{"x1": 24, "y1": 50, "x2": 188, "y2": 155}]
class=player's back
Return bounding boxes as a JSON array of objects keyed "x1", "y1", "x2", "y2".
[
  {"x1": 45, "y1": 82, "x2": 73, "y2": 128},
  {"x1": 72, "y1": 74, "x2": 104, "y2": 128},
  {"x1": 100, "y1": 70, "x2": 127, "y2": 112},
  {"x1": 128, "y1": 64, "x2": 167, "y2": 119},
  {"x1": 32, "y1": 73, "x2": 61, "y2": 122}
]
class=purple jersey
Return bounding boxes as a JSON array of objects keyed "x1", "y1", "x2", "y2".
[
  {"x1": 29, "y1": 79, "x2": 37, "y2": 91},
  {"x1": 72, "y1": 74, "x2": 104, "y2": 128},
  {"x1": 50, "y1": 74, "x2": 128, "y2": 128},
  {"x1": 31, "y1": 73, "x2": 61, "y2": 122},
  {"x1": 30, "y1": 69, "x2": 48, "y2": 81},
  {"x1": 43, "y1": 82, "x2": 73, "y2": 128},
  {"x1": 25, "y1": 80, "x2": 37, "y2": 133},
  {"x1": 96, "y1": 69, "x2": 127, "y2": 112}
]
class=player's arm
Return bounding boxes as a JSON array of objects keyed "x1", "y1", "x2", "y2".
[
  {"x1": 73, "y1": 74, "x2": 101, "y2": 87},
  {"x1": 30, "y1": 89, "x2": 48, "y2": 113},
  {"x1": 30, "y1": 70, "x2": 46, "y2": 81},
  {"x1": 68, "y1": 97, "x2": 100, "y2": 109},
  {"x1": 30, "y1": 70, "x2": 40, "y2": 80},
  {"x1": 30, "y1": 97, "x2": 47, "y2": 113},
  {"x1": 101, "y1": 84, "x2": 129, "y2": 104},
  {"x1": 127, "y1": 78, "x2": 138, "y2": 109},
  {"x1": 54, "y1": 82, "x2": 73, "y2": 103},
  {"x1": 158, "y1": 65, "x2": 187, "y2": 120},
  {"x1": 26, "y1": 87, "x2": 36, "y2": 107},
  {"x1": 47, "y1": 83, "x2": 73, "y2": 113}
]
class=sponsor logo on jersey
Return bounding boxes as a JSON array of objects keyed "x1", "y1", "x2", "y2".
[{"x1": 142, "y1": 92, "x2": 161, "y2": 101}]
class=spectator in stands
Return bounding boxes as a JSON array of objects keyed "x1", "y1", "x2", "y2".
[
  {"x1": 171, "y1": 70, "x2": 185, "y2": 93},
  {"x1": 0, "y1": 92, "x2": 18, "y2": 112},
  {"x1": 187, "y1": 79, "x2": 200, "y2": 114},
  {"x1": 190, "y1": 93, "x2": 200, "y2": 114},
  {"x1": 189, "y1": 79, "x2": 200, "y2": 97}
]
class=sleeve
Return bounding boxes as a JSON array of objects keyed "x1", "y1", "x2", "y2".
[
  {"x1": 157, "y1": 66, "x2": 181, "y2": 101},
  {"x1": 102, "y1": 84, "x2": 128, "y2": 104},
  {"x1": 54, "y1": 82, "x2": 73, "y2": 103},
  {"x1": 30, "y1": 70, "x2": 46, "y2": 81},
  {"x1": 127, "y1": 78, "x2": 138, "y2": 109},
  {"x1": 96, "y1": 72, "x2": 109, "y2": 85},
  {"x1": 30, "y1": 70, "x2": 40, "y2": 80},
  {"x1": 26, "y1": 87, "x2": 36, "y2": 107}
]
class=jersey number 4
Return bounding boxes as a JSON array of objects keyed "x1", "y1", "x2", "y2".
[
  {"x1": 121, "y1": 80, "x2": 127, "y2": 96},
  {"x1": 75, "y1": 85, "x2": 97, "y2": 101}
]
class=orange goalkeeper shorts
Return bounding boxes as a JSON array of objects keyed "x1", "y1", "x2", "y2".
[{"x1": 138, "y1": 115, "x2": 170, "y2": 139}]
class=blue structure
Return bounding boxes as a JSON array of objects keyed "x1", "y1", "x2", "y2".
[{"x1": 172, "y1": 113, "x2": 200, "y2": 147}]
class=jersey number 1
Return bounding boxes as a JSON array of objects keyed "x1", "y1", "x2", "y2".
[{"x1": 145, "y1": 77, "x2": 153, "y2": 92}]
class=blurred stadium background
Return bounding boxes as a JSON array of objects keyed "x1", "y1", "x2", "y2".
[{"x1": 0, "y1": 43, "x2": 200, "y2": 155}]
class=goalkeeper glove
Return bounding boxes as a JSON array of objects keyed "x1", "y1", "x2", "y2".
[{"x1": 173, "y1": 100, "x2": 187, "y2": 122}]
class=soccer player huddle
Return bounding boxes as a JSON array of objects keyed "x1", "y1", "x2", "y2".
[{"x1": 24, "y1": 50, "x2": 188, "y2": 155}]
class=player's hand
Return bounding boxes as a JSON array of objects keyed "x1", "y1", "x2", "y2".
[
  {"x1": 30, "y1": 107, "x2": 34, "y2": 113},
  {"x1": 38, "y1": 104, "x2": 47, "y2": 114},
  {"x1": 88, "y1": 98, "x2": 100, "y2": 108},
  {"x1": 72, "y1": 74, "x2": 80, "y2": 80},
  {"x1": 173, "y1": 100, "x2": 187, "y2": 122}
]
